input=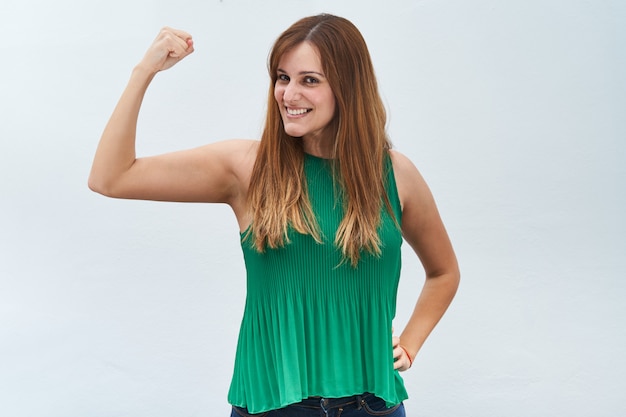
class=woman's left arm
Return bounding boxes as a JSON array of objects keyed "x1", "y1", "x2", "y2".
[{"x1": 389, "y1": 150, "x2": 460, "y2": 371}]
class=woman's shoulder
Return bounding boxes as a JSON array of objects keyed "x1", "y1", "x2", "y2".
[
  {"x1": 387, "y1": 149, "x2": 431, "y2": 211},
  {"x1": 214, "y1": 138, "x2": 259, "y2": 154},
  {"x1": 190, "y1": 138, "x2": 259, "y2": 190},
  {"x1": 388, "y1": 149, "x2": 420, "y2": 178},
  {"x1": 203, "y1": 139, "x2": 259, "y2": 169}
]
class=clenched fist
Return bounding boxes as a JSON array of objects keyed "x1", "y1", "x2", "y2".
[
  {"x1": 392, "y1": 335, "x2": 414, "y2": 372},
  {"x1": 138, "y1": 27, "x2": 194, "y2": 74}
]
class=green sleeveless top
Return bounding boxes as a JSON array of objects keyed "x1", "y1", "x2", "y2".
[{"x1": 227, "y1": 153, "x2": 408, "y2": 413}]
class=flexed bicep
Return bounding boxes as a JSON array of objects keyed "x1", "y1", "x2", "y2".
[{"x1": 94, "y1": 139, "x2": 257, "y2": 204}]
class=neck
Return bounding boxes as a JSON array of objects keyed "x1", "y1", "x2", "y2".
[{"x1": 302, "y1": 131, "x2": 335, "y2": 159}]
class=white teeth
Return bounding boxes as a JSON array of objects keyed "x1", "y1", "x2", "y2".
[{"x1": 287, "y1": 108, "x2": 309, "y2": 115}]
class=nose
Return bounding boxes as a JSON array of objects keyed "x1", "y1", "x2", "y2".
[{"x1": 282, "y1": 81, "x2": 301, "y2": 103}]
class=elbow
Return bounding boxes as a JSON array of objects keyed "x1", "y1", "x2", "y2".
[
  {"x1": 88, "y1": 159, "x2": 136, "y2": 197},
  {"x1": 88, "y1": 177, "x2": 107, "y2": 196},
  {"x1": 88, "y1": 169, "x2": 134, "y2": 199},
  {"x1": 449, "y1": 266, "x2": 461, "y2": 299},
  {"x1": 87, "y1": 173, "x2": 115, "y2": 197},
  {"x1": 448, "y1": 263, "x2": 461, "y2": 291},
  {"x1": 446, "y1": 254, "x2": 461, "y2": 285},
  {"x1": 429, "y1": 264, "x2": 461, "y2": 295},
  {"x1": 87, "y1": 174, "x2": 99, "y2": 193},
  {"x1": 450, "y1": 262, "x2": 461, "y2": 285}
]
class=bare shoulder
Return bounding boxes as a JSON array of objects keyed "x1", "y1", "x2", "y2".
[
  {"x1": 227, "y1": 139, "x2": 258, "y2": 189},
  {"x1": 214, "y1": 138, "x2": 259, "y2": 153},
  {"x1": 203, "y1": 139, "x2": 258, "y2": 224},
  {"x1": 213, "y1": 138, "x2": 258, "y2": 168},
  {"x1": 192, "y1": 138, "x2": 258, "y2": 182},
  {"x1": 202, "y1": 138, "x2": 258, "y2": 162},
  {"x1": 388, "y1": 149, "x2": 425, "y2": 180},
  {"x1": 388, "y1": 149, "x2": 433, "y2": 211}
]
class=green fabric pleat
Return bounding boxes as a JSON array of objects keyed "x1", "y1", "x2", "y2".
[{"x1": 227, "y1": 153, "x2": 408, "y2": 414}]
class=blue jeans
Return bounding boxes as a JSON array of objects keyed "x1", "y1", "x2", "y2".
[{"x1": 230, "y1": 393, "x2": 406, "y2": 417}]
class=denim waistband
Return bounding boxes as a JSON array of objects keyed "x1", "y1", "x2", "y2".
[{"x1": 296, "y1": 393, "x2": 373, "y2": 411}]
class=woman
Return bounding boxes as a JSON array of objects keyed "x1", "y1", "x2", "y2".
[{"x1": 89, "y1": 14, "x2": 459, "y2": 417}]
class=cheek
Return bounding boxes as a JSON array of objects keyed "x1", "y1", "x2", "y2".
[
  {"x1": 274, "y1": 86, "x2": 284, "y2": 104},
  {"x1": 321, "y1": 88, "x2": 336, "y2": 111},
  {"x1": 324, "y1": 94, "x2": 337, "y2": 116}
]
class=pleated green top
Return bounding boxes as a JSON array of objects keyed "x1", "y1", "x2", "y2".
[{"x1": 227, "y1": 153, "x2": 408, "y2": 414}]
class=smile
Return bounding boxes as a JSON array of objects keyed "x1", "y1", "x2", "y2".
[{"x1": 286, "y1": 107, "x2": 311, "y2": 116}]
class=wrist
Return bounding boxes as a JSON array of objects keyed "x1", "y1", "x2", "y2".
[
  {"x1": 399, "y1": 345, "x2": 414, "y2": 368},
  {"x1": 131, "y1": 63, "x2": 158, "y2": 82}
]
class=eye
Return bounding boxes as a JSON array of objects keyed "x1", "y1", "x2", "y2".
[
  {"x1": 304, "y1": 76, "x2": 319, "y2": 84},
  {"x1": 277, "y1": 73, "x2": 289, "y2": 82}
]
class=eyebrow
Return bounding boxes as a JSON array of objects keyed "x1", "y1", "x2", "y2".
[{"x1": 277, "y1": 68, "x2": 326, "y2": 78}]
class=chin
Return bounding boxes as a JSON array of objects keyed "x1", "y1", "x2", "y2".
[{"x1": 283, "y1": 127, "x2": 306, "y2": 138}]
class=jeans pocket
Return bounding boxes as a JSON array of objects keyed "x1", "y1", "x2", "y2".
[{"x1": 360, "y1": 396, "x2": 404, "y2": 416}]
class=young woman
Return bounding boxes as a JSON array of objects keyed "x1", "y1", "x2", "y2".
[{"x1": 89, "y1": 14, "x2": 459, "y2": 417}]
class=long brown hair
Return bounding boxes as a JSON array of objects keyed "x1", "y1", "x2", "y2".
[{"x1": 246, "y1": 14, "x2": 393, "y2": 266}]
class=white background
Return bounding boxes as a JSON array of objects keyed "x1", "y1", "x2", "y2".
[{"x1": 1, "y1": 1, "x2": 624, "y2": 416}]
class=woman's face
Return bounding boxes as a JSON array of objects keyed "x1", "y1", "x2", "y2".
[{"x1": 274, "y1": 42, "x2": 336, "y2": 146}]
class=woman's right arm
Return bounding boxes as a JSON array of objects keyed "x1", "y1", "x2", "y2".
[{"x1": 88, "y1": 27, "x2": 254, "y2": 207}]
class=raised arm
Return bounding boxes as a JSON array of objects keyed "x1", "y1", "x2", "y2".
[
  {"x1": 88, "y1": 27, "x2": 255, "y2": 210},
  {"x1": 390, "y1": 150, "x2": 460, "y2": 371}
]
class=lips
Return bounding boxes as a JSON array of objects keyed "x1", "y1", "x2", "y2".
[{"x1": 286, "y1": 107, "x2": 311, "y2": 116}]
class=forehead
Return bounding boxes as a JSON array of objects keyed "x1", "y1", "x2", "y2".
[{"x1": 277, "y1": 42, "x2": 323, "y2": 72}]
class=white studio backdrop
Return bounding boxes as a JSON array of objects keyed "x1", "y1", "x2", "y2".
[{"x1": 1, "y1": 1, "x2": 624, "y2": 416}]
